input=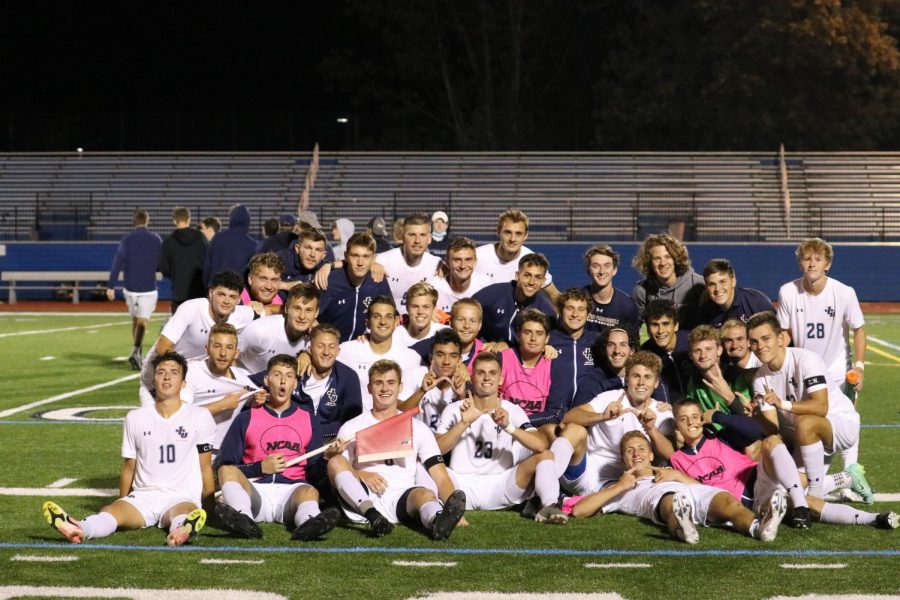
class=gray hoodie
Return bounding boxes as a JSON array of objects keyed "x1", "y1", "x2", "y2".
[
  {"x1": 632, "y1": 267, "x2": 706, "y2": 329},
  {"x1": 332, "y1": 218, "x2": 355, "y2": 261}
]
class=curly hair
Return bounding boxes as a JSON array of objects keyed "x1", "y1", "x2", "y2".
[{"x1": 631, "y1": 233, "x2": 692, "y2": 278}]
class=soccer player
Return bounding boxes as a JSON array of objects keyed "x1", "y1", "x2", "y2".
[
  {"x1": 106, "y1": 208, "x2": 163, "y2": 370},
  {"x1": 337, "y1": 296, "x2": 426, "y2": 409},
  {"x1": 141, "y1": 271, "x2": 256, "y2": 405},
  {"x1": 317, "y1": 232, "x2": 393, "y2": 342},
  {"x1": 472, "y1": 252, "x2": 556, "y2": 346},
  {"x1": 158, "y1": 206, "x2": 207, "y2": 314},
  {"x1": 328, "y1": 360, "x2": 467, "y2": 540},
  {"x1": 721, "y1": 318, "x2": 762, "y2": 372},
  {"x1": 776, "y1": 237, "x2": 866, "y2": 468},
  {"x1": 236, "y1": 283, "x2": 318, "y2": 374},
  {"x1": 639, "y1": 299, "x2": 692, "y2": 401},
  {"x1": 393, "y1": 282, "x2": 447, "y2": 348},
  {"x1": 277, "y1": 227, "x2": 329, "y2": 287},
  {"x1": 554, "y1": 351, "x2": 675, "y2": 496},
  {"x1": 474, "y1": 209, "x2": 559, "y2": 302},
  {"x1": 426, "y1": 237, "x2": 492, "y2": 317},
  {"x1": 747, "y1": 311, "x2": 870, "y2": 501},
  {"x1": 697, "y1": 258, "x2": 773, "y2": 328},
  {"x1": 631, "y1": 233, "x2": 705, "y2": 329},
  {"x1": 400, "y1": 329, "x2": 468, "y2": 432},
  {"x1": 568, "y1": 431, "x2": 786, "y2": 543},
  {"x1": 215, "y1": 354, "x2": 341, "y2": 541},
  {"x1": 44, "y1": 351, "x2": 215, "y2": 546},
  {"x1": 436, "y1": 352, "x2": 568, "y2": 523},
  {"x1": 549, "y1": 288, "x2": 599, "y2": 398},
  {"x1": 582, "y1": 244, "x2": 641, "y2": 335},
  {"x1": 410, "y1": 298, "x2": 488, "y2": 371},
  {"x1": 182, "y1": 323, "x2": 257, "y2": 451},
  {"x1": 670, "y1": 400, "x2": 896, "y2": 530},
  {"x1": 240, "y1": 252, "x2": 284, "y2": 316},
  {"x1": 376, "y1": 213, "x2": 442, "y2": 315}
]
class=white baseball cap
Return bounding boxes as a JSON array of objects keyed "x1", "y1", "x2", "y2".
[{"x1": 432, "y1": 210, "x2": 449, "y2": 223}]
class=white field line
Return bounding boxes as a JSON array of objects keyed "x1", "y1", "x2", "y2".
[
  {"x1": 0, "y1": 373, "x2": 140, "y2": 418},
  {"x1": 584, "y1": 563, "x2": 652, "y2": 568},
  {"x1": 200, "y1": 559, "x2": 265, "y2": 565},
  {"x1": 392, "y1": 560, "x2": 457, "y2": 567},
  {"x1": 47, "y1": 478, "x2": 79, "y2": 488},
  {"x1": 870, "y1": 335, "x2": 900, "y2": 353},
  {"x1": 0, "y1": 586, "x2": 288, "y2": 600},
  {"x1": 780, "y1": 563, "x2": 847, "y2": 569},
  {"x1": 11, "y1": 555, "x2": 79, "y2": 562},
  {"x1": 0, "y1": 320, "x2": 128, "y2": 339},
  {"x1": 40, "y1": 356, "x2": 56, "y2": 361}
]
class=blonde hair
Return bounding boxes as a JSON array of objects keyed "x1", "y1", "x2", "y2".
[{"x1": 796, "y1": 237, "x2": 834, "y2": 263}]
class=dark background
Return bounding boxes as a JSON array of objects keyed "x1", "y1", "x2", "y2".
[{"x1": 2, "y1": 0, "x2": 899, "y2": 151}]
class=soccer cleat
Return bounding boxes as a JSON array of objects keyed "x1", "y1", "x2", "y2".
[
  {"x1": 431, "y1": 490, "x2": 466, "y2": 541},
  {"x1": 42, "y1": 501, "x2": 84, "y2": 544},
  {"x1": 560, "y1": 495, "x2": 583, "y2": 516},
  {"x1": 128, "y1": 349, "x2": 142, "y2": 371},
  {"x1": 670, "y1": 492, "x2": 699, "y2": 545},
  {"x1": 166, "y1": 508, "x2": 206, "y2": 547},
  {"x1": 755, "y1": 489, "x2": 787, "y2": 542},
  {"x1": 789, "y1": 505, "x2": 812, "y2": 530},
  {"x1": 874, "y1": 511, "x2": 899, "y2": 530},
  {"x1": 534, "y1": 504, "x2": 569, "y2": 525},
  {"x1": 292, "y1": 507, "x2": 341, "y2": 541},
  {"x1": 846, "y1": 463, "x2": 875, "y2": 505},
  {"x1": 520, "y1": 495, "x2": 542, "y2": 519},
  {"x1": 364, "y1": 507, "x2": 394, "y2": 538},
  {"x1": 214, "y1": 504, "x2": 262, "y2": 539}
]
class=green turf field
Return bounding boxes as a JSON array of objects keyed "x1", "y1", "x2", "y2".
[{"x1": 1, "y1": 311, "x2": 898, "y2": 600}]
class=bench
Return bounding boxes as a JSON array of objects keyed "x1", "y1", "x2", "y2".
[{"x1": 1, "y1": 271, "x2": 162, "y2": 304}]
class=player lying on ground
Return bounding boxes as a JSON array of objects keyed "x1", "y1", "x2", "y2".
[
  {"x1": 669, "y1": 400, "x2": 896, "y2": 530},
  {"x1": 567, "y1": 431, "x2": 786, "y2": 544},
  {"x1": 44, "y1": 351, "x2": 215, "y2": 546},
  {"x1": 215, "y1": 354, "x2": 341, "y2": 541},
  {"x1": 328, "y1": 359, "x2": 467, "y2": 540}
]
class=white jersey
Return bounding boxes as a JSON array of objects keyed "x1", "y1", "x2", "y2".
[
  {"x1": 426, "y1": 273, "x2": 492, "y2": 314},
  {"x1": 336, "y1": 339, "x2": 427, "y2": 410},
  {"x1": 437, "y1": 399, "x2": 534, "y2": 475},
  {"x1": 585, "y1": 390, "x2": 674, "y2": 463},
  {"x1": 752, "y1": 347, "x2": 859, "y2": 431},
  {"x1": 777, "y1": 278, "x2": 864, "y2": 386},
  {"x1": 121, "y1": 403, "x2": 215, "y2": 502},
  {"x1": 392, "y1": 321, "x2": 447, "y2": 348},
  {"x1": 338, "y1": 411, "x2": 443, "y2": 491},
  {"x1": 419, "y1": 385, "x2": 458, "y2": 432},
  {"x1": 376, "y1": 248, "x2": 442, "y2": 315},
  {"x1": 236, "y1": 315, "x2": 310, "y2": 373},
  {"x1": 474, "y1": 243, "x2": 554, "y2": 287},
  {"x1": 182, "y1": 358, "x2": 254, "y2": 450}
]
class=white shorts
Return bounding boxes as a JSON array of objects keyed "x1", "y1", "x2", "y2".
[
  {"x1": 751, "y1": 466, "x2": 785, "y2": 514},
  {"x1": 120, "y1": 489, "x2": 198, "y2": 529},
  {"x1": 561, "y1": 453, "x2": 622, "y2": 496},
  {"x1": 251, "y1": 482, "x2": 308, "y2": 524},
  {"x1": 341, "y1": 483, "x2": 415, "y2": 525},
  {"x1": 827, "y1": 412, "x2": 860, "y2": 454},
  {"x1": 124, "y1": 290, "x2": 158, "y2": 320},
  {"x1": 449, "y1": 469, "x2": 529, "y2": 511}
]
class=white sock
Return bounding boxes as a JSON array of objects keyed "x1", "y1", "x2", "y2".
[
  {"x1": 820, "y1": 502, "x2": 877, "y2": 526},
  {"x1": 168, "y1": 513, "x2": 188, "y2": 534},
  {"x1": 81, "y1": 512, "x2": 117, "y2": 540},
  {"x1": 550, "y1": 437, "x2": 575, "y2": 478},
  {"x1": 221, "y1": 481, "x2": 253, "y2": 515},
  {"x1": 824, "y1": 471, "x2": 850, "y2": 494},
  {"x1": 294, "y1": 500, "x2": 320, "y2": 527},
  {"x1": 769, "y1": 444, "x2": 807, "y2": 508},
  {"x1": 334, "y1": 471, "x2": 371, "y2": 511},
  {"x1": 800, "y1": 442, "x2": 825, "y2": 497},
  {"x1": 535, "y1": 458, "x2": 560, "y2": 506},
  {"x1": 841, "y1": 444, "x2": 859, "y2": 468},
  {"x1": 419, "y1": 500, "x2": 442, "y2": 528}
]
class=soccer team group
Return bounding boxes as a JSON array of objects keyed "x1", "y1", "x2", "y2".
[{"x1": 42, "y1": 209, "x2": 898, "y2": 548}]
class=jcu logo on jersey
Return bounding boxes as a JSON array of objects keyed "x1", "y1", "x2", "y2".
[
  {"x1": 175, "y1": 426, "x2": 188, "y2": 439},
  {"x1": 324, "y1": 388, "x2": 338, "y2": 406}
]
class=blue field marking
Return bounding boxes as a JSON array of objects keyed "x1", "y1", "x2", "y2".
[{"x1": 1, "y1": 542, "x2": 898, "y2": 557}]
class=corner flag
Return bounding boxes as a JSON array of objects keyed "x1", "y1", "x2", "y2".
[{"x1": 356, "y1": 407, "x2": 420, "y2": 462}]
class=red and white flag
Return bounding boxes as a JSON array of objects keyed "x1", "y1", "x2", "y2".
[{"x1": 356, "y1": 407, "x2": 420, "y2": 462}]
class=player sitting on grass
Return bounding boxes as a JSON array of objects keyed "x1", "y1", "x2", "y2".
[
  {"x1": 567, "y1": 431, "x2": 786, "y2": 544},
  {"x1": 436, "y1": 352, "x2": 568, "y2": 524},
  {"x1": 44, "y1": 351, "x2": 215, "y2": 546},
  {"x1": 215, "y1": 354, "x2": 341, "y2": 541},
  {"x1": 327, "y1": 360, "x2": 467, "y2": 540},
  {"x1": 669, "y1": 400, "x2": 897, "y2": 531}
]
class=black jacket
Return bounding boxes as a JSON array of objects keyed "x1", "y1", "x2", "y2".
[{"x1": 158, "y1": 227, "x2": 207, "y2": 302}]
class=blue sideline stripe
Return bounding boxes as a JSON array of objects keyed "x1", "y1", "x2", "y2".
[{"x1": 1, "y1": 542, "x2": 898, "y2": 557}]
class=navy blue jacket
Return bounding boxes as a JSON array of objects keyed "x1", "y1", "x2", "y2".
[
  {"x1": 640, "y1": 330, "x2": 692, "y2": 401},
  {"x1": 697, "y1": 287, "x2": 774, "y2": 328},
  {"x1": 472, "y1": 282, "x2": 556, "y2": 345},
  {"x1": 548, "y1": 328, "x2": 599, "y2": 402},
  {"x1": 582, "y1": 285, "x2": 642, "y2": 337},
  {"x1": 317, "y1": 267, "x2": 393, "y2": 342},
  {"x1": 204, "y1": 205, "x2": 258, "y2": 286},
  {"x1": 294, "y1": 362, "x2": 363, "y2": 440},
  {"x1": 108, "y1": 226, "x2": 162, "y2": 293}
]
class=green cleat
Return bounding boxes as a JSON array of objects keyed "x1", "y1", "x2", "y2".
[
  {"x1": 166, "y1": 508, "x2": 206, "y2": 547},
  {"x1": 42, "y1": 501, "x2": 84, "y2": 544},
  {"x1": 846, "y1": 463, "x2": 875, "y2": 505}
]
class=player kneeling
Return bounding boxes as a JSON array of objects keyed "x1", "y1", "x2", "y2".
[
  {"x1": 328, "y1": 360, "x2": 466, "y2": 540},
  {"x1": 215, "y1": 354, "x2": 341, "y2": 541},
  {"x1": 43, "y1": 351, "x2": 215, "y2": 546},
  {"x1": 568, "y1": 431, "x2": 786, "y2": 544}
]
